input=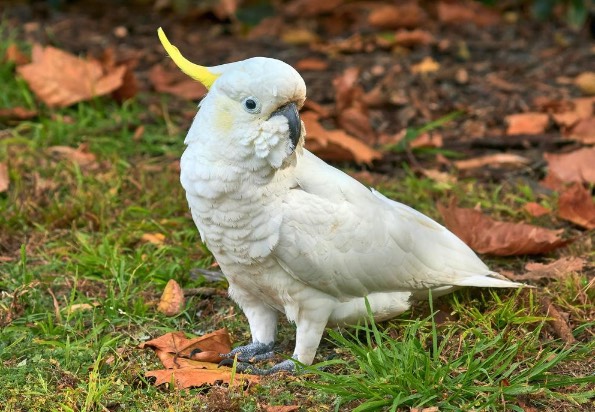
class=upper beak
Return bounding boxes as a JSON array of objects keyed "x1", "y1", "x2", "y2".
[{"x1": 270, "y1": 102, "x2": 301, "y2": 148}]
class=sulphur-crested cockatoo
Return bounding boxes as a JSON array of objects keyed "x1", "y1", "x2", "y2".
[{"x1": 158, "y1": 28, "x2": 523, "y2": 374}]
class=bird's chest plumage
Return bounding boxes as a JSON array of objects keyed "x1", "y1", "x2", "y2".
[{"x1": 180, "y1": 146, "x2": 285, "y2": 268}]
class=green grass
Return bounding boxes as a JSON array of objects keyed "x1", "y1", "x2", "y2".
[
  {"x1": 306, "y1": 295, "x2": 594, "y2": 411},
  {"x1": 1, "y1": 30, "x2": 593, "y2": 411}
]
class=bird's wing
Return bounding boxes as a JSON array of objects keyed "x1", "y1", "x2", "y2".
[{"x1": 272, "y1": 150, "x2": 517, "y2": 300}]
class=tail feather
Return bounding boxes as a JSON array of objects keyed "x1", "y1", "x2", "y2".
[{"x1": 454, "y1": 272, "x2": 529, "y2": 288}]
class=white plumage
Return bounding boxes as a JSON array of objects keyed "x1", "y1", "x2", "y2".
[{"x1": 162, "y1": 41, "x2": 522, "y2": 372}]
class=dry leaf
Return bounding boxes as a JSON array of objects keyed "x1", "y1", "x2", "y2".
[
  {"x1": 303, "y1": 112, "x2": 381, "y2": 164},
  {"x1": 411, "y1": 57, "x2": 440, "y2": 74},
  {"x1": 437, "y1": 0, "x2": 500, "y2": 26},
  {"x1": 524, "y1": 257, "x2": 585, "y2": 278},
  {"x1": 575, "y1": 71, "x2": 595, "y2": 95},
  {"x1": 394, "y1": 29, "x2": 435, "y2": 47},
  {"x1": 141, "y1": 329, "x2": 260, "y2": 388},
  {"x1": 0, "y1": 163, "x2": 9, "y2": 193},
  {"x1": 263, "y1": 406, "x2": 300, "y2": 412},
  {"x1": 146, "y1": 367, "x2": 259, "y2": 389},
  {"x1": 158, "y1": 279, "x2": 186, "y2": 317},
  {"x1": 421, "y1": 169, "x2": 456, "y2": 184},
  {"x1": 505, "y1": 113, "x2": 549, "y2": 135},
  {"x1": 523, "y1": 202, "x2": 550, "y2": 217},
  {"x1": 367, "y1": 3, "x2": 427, "y2": 29},
  {"x1": 411, "y1": 132, "x2": 443, "y2": 149},
  {"x1": 557, "y1": 183, "x2": 595, "y2": 229},
  {"x1": 149, "y1": 64, "x2": 207, "y2": 100},
  {"x1": 437, "y1": 200, "x2": 569, "y2": 256},
  {"x1": 17, "y1": 45, "x2": 126, "y2": 107},
  {"x1": 141, "y1": 233, "x2": 166, "y2": 245},
  {"x1": 295, "y1": 58, "x2": 329, "y2": 72},
  {"x1": 333, "y1": 68, "x2": 376, "y2": 145},
  {"x1": 281, "y1": 28, "x2": 320, "y2": 45},
  {"x1": 454, "y1": 153, "x2": 530, "y2": 170},
  {"x1": 568, "y1": 117, "x2": 595, "y2": 144},
  {"x1": 47, "y1": 144, "x2": 98, "y2": 170},
  {"x1": 539, "y1": 296, "x2": 576, "y2": 344},
  {"x1": 65, "y1": 302, "x2": 100, "y2": 314},
  {"x1": 0, "y1": 107, "x2": 38, "y2": 120},
  {"x1": 139, "y1": 329, "x2": 232, "y2": 363},
  {"x1": 544, "y1": 147, "x2": 595, "y2": 185},
  {"x1": 4, "y1": 43, "x2": 29, "y2": 65}
]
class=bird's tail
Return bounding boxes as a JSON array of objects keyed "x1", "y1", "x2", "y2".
[{"x1": 454, "y1": 272, "x2": 530, "y2": 288}]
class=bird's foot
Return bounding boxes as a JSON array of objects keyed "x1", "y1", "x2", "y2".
[
  {"x1": 220, "y1": 341, "x2": 274, "y2": 363},
  {"x1": 220, "y1": 359, "x2": 296, "y2": 375}
]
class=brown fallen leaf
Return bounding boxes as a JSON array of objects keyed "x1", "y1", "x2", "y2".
[
  {"x1": 295, "y1": 58, "x2": 329, "y2": 72},
  {"x1": 437, "y1": 200, "x2": 570, "y2": 256},
  {"x1": 139, "y1": 329, "x2": 232, "y2": 363},
  {"x1": 141, "y1": 329, "x2": 260, "y2": 388},
  {"x1": 65, "y1": 302, "x2": 100, "y2": 314},
  {"x1": 437, "y1": 0, "x2": 500, "y2": 27},
  {"x1": 157, "y1": 279, "x2": 185, "y2": 317},
  {"x1": 0, "y1": 163, "x2": 9, "y2": 193},
  {"x1": 0, "y1": 107, "x2": 38, "y2": 120},
  {"x1": 411, "y1": 56, "x2": 440, "y2": 74},
  {"x1": 146, "y1": 367, "x2": 259, "y2": 389},
  {"x1": 394, "y1": 29, "x2": 435, "y2": 48},
  {"x1": 557, "y1": 183, "x2": 595, "y2": 230},
  {"x1": 149, "y1": 64, "x2": 207, "y2": 100},
  {"x1": 544, "y1": 147, "x2": 595, "y2": 185},
  {"x1": 263, "y1": 406, "x2": 300, "y2": 412},
  {"x1": 505, "y1": 112, "x2": 549, "y2": 135},
  {"x1": 421, "y1": 169, "x2": 456, "y2": 184},
  {"x1": 523, "y1": 257, "x2": 585, "y2": 279},
  {"x1": 4, "y1": 43, "x2": 29, "y2": 65},
  {"x1": 453, "y1": 153, "x2": 530, "y2": 170},
  {"x1": 17, "y1": 45, "x2": 126, "y2": 107},
  {"x1": 333, "y1": 68, "x2": 376, "y2": 145},
  {"x1": 141, "y1": 232, "x2": 166, "y2": 245},
  {"x1": 568, "y1": 117, "x2": 595, "y2": 144},
  {"x1": 539, "y1": 296, "x2": 576, "y2": 344},
  {"x1": 303, "y1": 111, "x2": 381, "y2": 164},
  {"x1": 367, "y1": 2, "x2": 427, "y2": 29},
  {"x1": 47, "y1": 144, "x2": 98, "y2": 170},
  {"x1": 523, "y1": 202, "x2": 551, "y2": 218},
  {"x1": 411, "y1": 407, "x2": 440, "y2": 412}
]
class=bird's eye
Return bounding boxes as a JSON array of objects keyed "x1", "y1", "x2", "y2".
[{"x1": 242, "y1": 97, "x2": 261, "y2": 114}]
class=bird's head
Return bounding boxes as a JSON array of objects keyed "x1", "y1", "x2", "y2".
[{"x1": 158, "y1": 28, "x2": 306, "y2": 170}]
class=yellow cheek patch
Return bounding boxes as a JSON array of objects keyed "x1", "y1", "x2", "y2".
[{"x1": 212, "y1": 98, "x2": 234, "y2": 132}]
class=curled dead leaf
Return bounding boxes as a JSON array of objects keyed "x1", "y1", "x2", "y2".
[
  {"x1": 438, "y1": 200, "x2": 570, "y2": 256},
  {"x1": 437, "y1": 0, "x2": 500, "y2": 27},
  {"x1": 141, "y1": 232, "x2": 166, "y2": 245},
  {"x1": 139, "y1": 329, "x2": 232, "y2": 363},
  {"x1": 303, "y1": 111, "x2": 381, "y2": 164},
  {"x1": 557, "y1": 183, "x2": 595, "y2": 230},
  {"x1": 505, "y1": 112, "x2": 549, "y2": 135},
  {"x1": 17, "y1": 45, "x2": 126, "y2": 107},
  {"x1": 539, "y1": 296, "x2": 576, "y2": 344},
  {"x1": 295, "y1": 58, "x2": 329, "y2": 72},
  {"x1": 157, "y1": 279, "x2": 185, "y2": 317},
  {"x1": 263, "y1": 406, "x2": 300, "y2": 412},
  {"x1": 394, "y1": 29, "x2": 435, "y2": 47}
]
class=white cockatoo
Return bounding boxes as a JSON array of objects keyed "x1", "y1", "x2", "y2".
[{"x1": 158, "y1": 28, "x2": 524, "y2": 374}]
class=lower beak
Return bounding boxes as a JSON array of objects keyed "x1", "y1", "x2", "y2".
[{"x1": 270, "y1": 102, "x2": 301, "y2": 148}]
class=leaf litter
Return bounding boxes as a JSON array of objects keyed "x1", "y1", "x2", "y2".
[{"x1": 140, "y1": 329, "x2": 260, "y2": 389}]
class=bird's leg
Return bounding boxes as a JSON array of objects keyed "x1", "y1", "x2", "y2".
[
  {"x1": 220, "y1": 290, "x2": 278, "y2": 364},
  {"x1": 234, "y1": 309, "x2": 330, "y2": 375}
]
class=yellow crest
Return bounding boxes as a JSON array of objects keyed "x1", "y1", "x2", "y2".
[{"x1": 157, "y1": 27, "x2": 220, "y2": 89}]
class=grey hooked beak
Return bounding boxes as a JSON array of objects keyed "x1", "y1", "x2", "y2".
[{"x1": 270, "y1": 102, "x2": 301, "y2": 149}]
